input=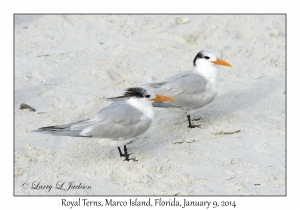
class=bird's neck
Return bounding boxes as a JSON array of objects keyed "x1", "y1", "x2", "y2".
[
  {"x1": 127, "y1": 98, "x2": 154, "y2": 120},
  {"x1": 194, "y1": 63, "x2": 219, "y2": 80}
]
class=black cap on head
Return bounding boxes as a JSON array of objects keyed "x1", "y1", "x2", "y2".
[
  {"x1": 107, "y1": 87, "x2": 150, "y2": 101},
  {"x1": 193, "y1": 51, "x2": 204, "y2": 66},
  {"x1": 124, "y1": 87, "x2": 150, "y2": 98},
  {"x1": 192, "y1": 50, "x2": 213, "y2": 67}
]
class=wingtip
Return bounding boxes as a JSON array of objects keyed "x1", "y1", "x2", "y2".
[{"x1": 106, "y1": 96, "x2": 127, "y2": 102}]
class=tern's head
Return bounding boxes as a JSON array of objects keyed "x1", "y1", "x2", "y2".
[
  {"x1": 193, "y1": 50, "x2": 232, "y2": 68},
  {"x1": 108, "y1": 87, "x2": 174, "y2": 103},
  {"x1": 124, "y1": 87, "x2": 174, "y2": 102}
]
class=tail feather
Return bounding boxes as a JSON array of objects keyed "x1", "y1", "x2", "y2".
[{"x1": 32, "y1": 124, "x2": 92, "y2": 137}]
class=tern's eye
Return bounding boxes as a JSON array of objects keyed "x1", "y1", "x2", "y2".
[
  {"x1": 204, "y1": 56, "x2": 210, "y2": 60},
  {"x1": 145, "y1": 95, "x2": 150, "y2": 98}
]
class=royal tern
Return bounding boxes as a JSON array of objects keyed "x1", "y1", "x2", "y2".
[
  {"x1": 142, "y1": 50, "x2": 232, "y2": 128},
  {"x1": 33, "y1": 88, "x2": 174, "y2": 161}
]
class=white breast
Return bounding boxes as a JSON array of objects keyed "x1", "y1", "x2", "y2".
[
  {"x1": 127, "y1": 98, "x2": 155, "y2": 120},
  {"x1": 197, "y1": 63, "x2": 219, "y2": 95},
  {"x1": 206, "y1": 78, "x2": 218, "y2": 95}
]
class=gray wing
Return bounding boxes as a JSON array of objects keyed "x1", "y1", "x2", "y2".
[
  {"x1": 143, "y1": 71, "x2": 209, "y2": 109},
  {"x1": 34, "y1": 102, "x2": 152, "y2": 139},
  {"x1": 164, "y1": 71, "x2": 192, "y2": 82},
  {"x1": 79, "y1": 102, "x2": 152, "y2": 139},
  {"x1": 144, "y1": 71, "x2": 207, "y2": 95},
  {"x1": 163, "y1": 71, "x2": 208, "y2": 95}
]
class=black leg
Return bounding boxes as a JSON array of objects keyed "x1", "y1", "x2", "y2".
[
  {"x1": 118, "y1": 147, "x2": 125, "y2": 157},
  {"x1": 123, "y1": 145, "x2": 137, "y2": 162},
  {"x1": 123, "y1": 145, "x2": 130, "y2": 161},
  {"x1": 187, "y1": 115, "x2": 200, "y2": 128}
]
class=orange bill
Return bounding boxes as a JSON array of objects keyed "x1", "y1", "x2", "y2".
[
  {"x1": 211, "y1": 58, "x2": 232, "y2": 67},
  {"x1": 151, "y1": 94, "x2": 174, "y2": 102}
]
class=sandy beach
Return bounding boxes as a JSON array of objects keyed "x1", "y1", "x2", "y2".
[{"x1": 14, "y1": 14, "x2": 285, "y2": 195}]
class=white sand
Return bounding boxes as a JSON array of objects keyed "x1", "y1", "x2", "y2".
[{"x1": 14, "y1": 15, "x2": 285, "y2": 195}]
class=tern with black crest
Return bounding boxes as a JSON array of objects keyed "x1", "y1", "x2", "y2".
[
  {"x1": 142, "y1": 50, "x2": 232, "y2": 128},
  {"x1": 33, "y1": 88, "x2": 174, "y2": 161}
]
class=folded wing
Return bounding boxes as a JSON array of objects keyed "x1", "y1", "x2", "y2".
[
  {"x1": 34, "y1": 102, "x2": 152, "y2": 140},
  {"x1": 143, "y1": 71, "x2": 208, "y2": 110}
]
